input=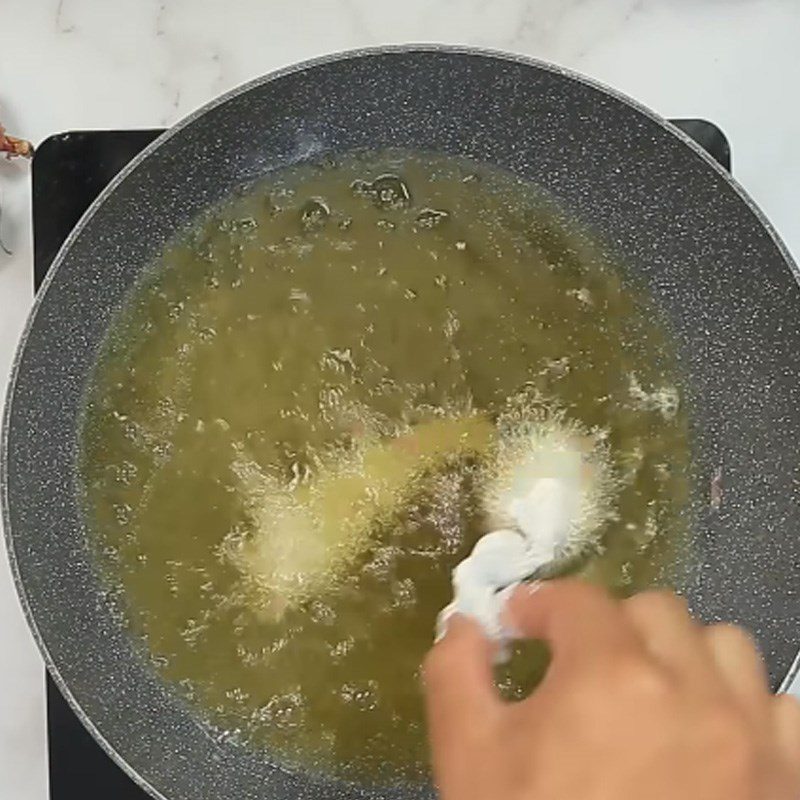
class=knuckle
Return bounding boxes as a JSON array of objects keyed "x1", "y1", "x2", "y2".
[
  {"x1": 625, "y1": 589, "x2": 688, "y2": 619},
  {"x1": 705, "y1": 623, "x2": 758, "y2": 653},
  {"x1": 613, "y1": 654, "x2": 672, "y2": 699},
  {"x1": 547, "y1": 578, "x2": 612, "y2": 614}
]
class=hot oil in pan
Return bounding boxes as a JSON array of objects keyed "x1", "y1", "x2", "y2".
[{"x1": 80, "y1": 151, "x2": 689, "y2": 782}]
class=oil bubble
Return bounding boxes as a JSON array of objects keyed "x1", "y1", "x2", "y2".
[{"x1": 300, "y1": 198, "x2": 330, "y2": 231}]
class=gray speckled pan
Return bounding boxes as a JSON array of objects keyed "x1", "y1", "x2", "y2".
[{"x1": 2, "y1": 46, "x2": 800, "y2": 800}]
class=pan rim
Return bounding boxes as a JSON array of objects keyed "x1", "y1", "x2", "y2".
[{"x1": 2, "y1": 43, "x2": 799, "y2": 800}]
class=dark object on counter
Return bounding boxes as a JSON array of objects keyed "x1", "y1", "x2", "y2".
[
  {"x1": 4, "y1": 48, "x2": 799, "y2": 800},
  {"x1": 0, "y1": 121, "x2": 35, "y2": 254},
  {"x1": 0, "y1": 123, "x2": 34, "y2": 158},
  {"x1": 670, "y1": 118, "x2": 730, "y2": 171}
]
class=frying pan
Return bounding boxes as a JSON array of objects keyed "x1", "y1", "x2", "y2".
[{"x1": 3, "y1": 46, "x2": 800, "y2": 800}]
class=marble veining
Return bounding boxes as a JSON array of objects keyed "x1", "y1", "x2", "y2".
[{"x1": 1, "y1": 2, "x2": 800, "y2": 798}]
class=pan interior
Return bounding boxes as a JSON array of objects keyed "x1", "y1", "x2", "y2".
[{"x1": 79, "y1": 149, "x2": 690, "y2": 782}]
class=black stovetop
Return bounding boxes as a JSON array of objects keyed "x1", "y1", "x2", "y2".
[{"x1": 32, "y1": 120, "x2": 731, "y2": 799}]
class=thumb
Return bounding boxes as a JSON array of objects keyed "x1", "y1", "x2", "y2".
[{"x1": 423, "y1": 614, "x2": 501, "y2": 765}]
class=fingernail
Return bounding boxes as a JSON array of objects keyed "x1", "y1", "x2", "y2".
[
  {"x1": 500, "y1": 580, "x2": 542, "y2": 638},
  {"x1": 434, "y1": 604, "x2": 457, "y2": 644},
  {"x1": 523, "y1": 579, "x2": 543, "y2": 596},
  {"x1": 497, "y1": 584, "x2": 522, "y2": 639}
]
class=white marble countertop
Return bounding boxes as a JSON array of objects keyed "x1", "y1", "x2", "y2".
[{"x1": 1, "y1": 1, "x2": 799, "y2": 797}]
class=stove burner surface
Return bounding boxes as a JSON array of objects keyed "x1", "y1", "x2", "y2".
[{"x1": 31, "y1": 120, "x2": 731, "y2": 799}]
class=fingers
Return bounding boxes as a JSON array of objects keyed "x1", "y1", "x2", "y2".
[
  {"x1": 772, "y1": 694, "x2": 800, "y2": 784},
  {"x1": 423, "y1": 613, "x2": 501, "y2": 766},
  {"x1": 504, "y1": 579, "x2": 641, "y2": 662},
  {"x1": 622, "y1": 591, "x2": 717, "y2": 686},
  {"x1": 703, "y1": 624, "x2": 769, "y2": 716},
  {"x1": 498, "y1": 578, "x2": 798, "y2": 792}
]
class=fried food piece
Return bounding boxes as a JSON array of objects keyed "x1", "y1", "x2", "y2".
[{"x1": 228, "y1": 414, "x2": 494, "y2": 619}]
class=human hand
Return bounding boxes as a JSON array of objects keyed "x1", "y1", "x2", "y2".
[{"x1": 424, "y1": 579, "x2": 800, "y2": 800}]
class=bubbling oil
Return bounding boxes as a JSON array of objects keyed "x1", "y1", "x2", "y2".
[{"x1": 80, "y1": 151, "x2": 689, "y2": 782}]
